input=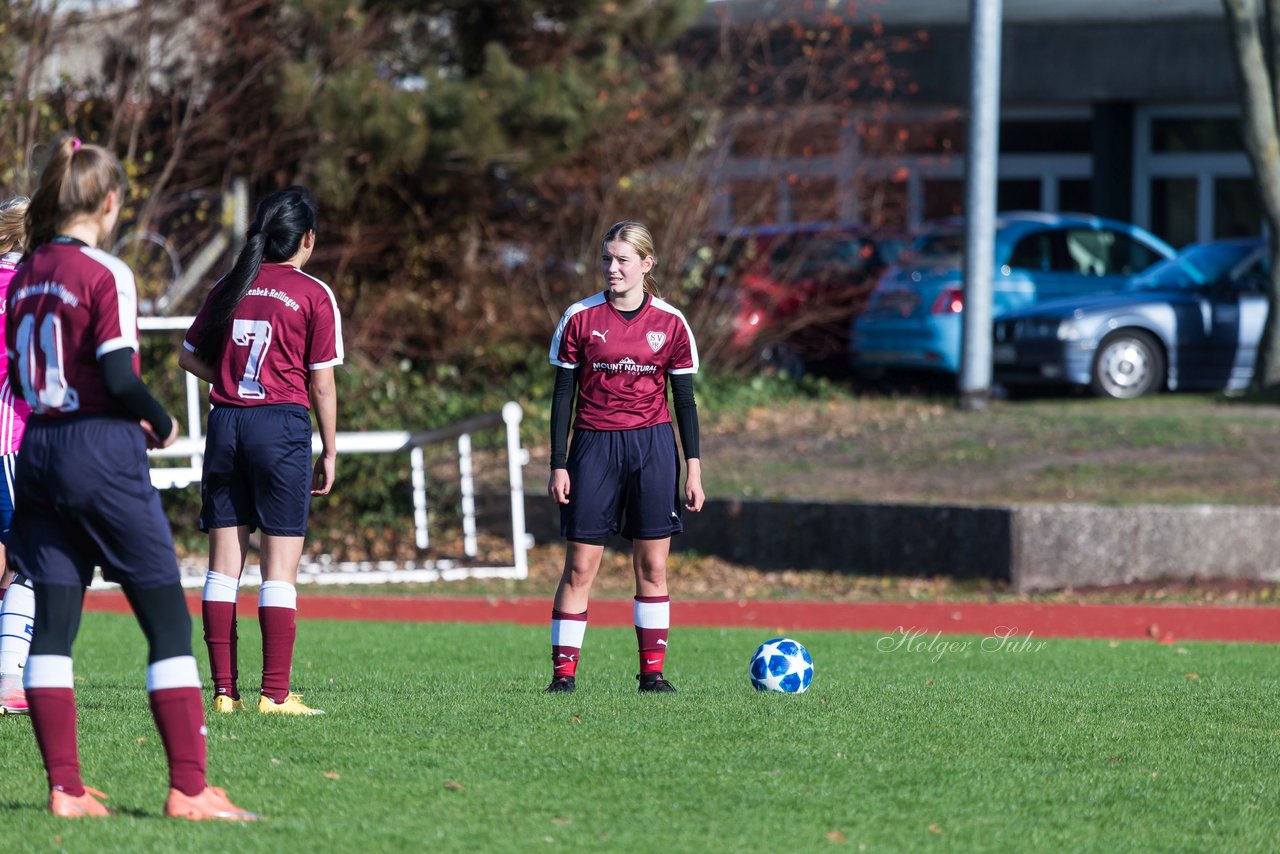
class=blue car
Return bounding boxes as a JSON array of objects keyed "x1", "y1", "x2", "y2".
[
  {"x1": 849, "y1": 212, "x2": 1176, "y2": 375},
  {"x1": 992, "y1": 238, "x2": 1268, "y2": 399}
]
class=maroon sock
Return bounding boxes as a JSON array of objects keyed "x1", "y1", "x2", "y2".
[
  {"x1": 230, "y1": 611, "x2": 240, "y2": 693},
  {"x1": 551, "y1": 609, "x2": 586, "y2": 678},
  {"x1": 202, "y1": 599, "x2": 238, "y2": 699},
  {"x1": 28, "y1": 687, "x2": 83, "y2": 795},
  {"x1": 149, "y1": 686, "x2": 207, "y2": 796},
  {"x1": 634, "y1": 595, "x2": 670, "y2": 675},
  {"x1": 259, "y1": 606, "x2": 297, "y2": 703}
]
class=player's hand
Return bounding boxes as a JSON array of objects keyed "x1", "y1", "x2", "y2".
[
  {"x1": 141, "y1": 415, "x2": 180, "y2": 450},
  {"x1": 312, "y1": 453, "x2": 336, "y2": 495},
  {"x1": 548, "y1": 469, "x2": 571, "y2": 505},
  {"x1": 684, "y1": 458, "x2": 704, "y2": 512}
]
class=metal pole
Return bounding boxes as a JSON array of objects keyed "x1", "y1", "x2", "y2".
[
  {"x1": 958, "y1": 0, "x2": 1004, "y2": 410},
  {"x1": 458, "y1": 433, "x2": 478, "y2": 558},
  {"x1": 411, "y1": 446, "x2": 429, "y2": 549},
  {"x1": 502, "y1": 401, "x2": 529, "y2": 580},
  {"x1": 184, "y1": 371, "x2": 203, "y2": 472}
]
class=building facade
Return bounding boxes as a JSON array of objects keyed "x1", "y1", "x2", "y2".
[{"x1": 702, "y1": 0, "x2": 1254, "y2": 247}]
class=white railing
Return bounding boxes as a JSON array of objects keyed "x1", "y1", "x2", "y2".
[{"x1": 139, "y1": 317, "x2": 531, "y2": 587}]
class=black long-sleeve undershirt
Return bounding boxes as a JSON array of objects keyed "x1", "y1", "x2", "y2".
[
  {"x1": 549, "y1": 365, "x2": 576, "y2": 469},
  {"x1": 100, "y1": 348, "x2": 174, "y2": 440},
  {"x1": 549, "y1": 365, "x2": 700, "y2": 469}
]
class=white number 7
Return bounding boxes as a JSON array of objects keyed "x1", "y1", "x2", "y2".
[{"x1": 232, "y1": 319, "x2": 273, "y2": 400}]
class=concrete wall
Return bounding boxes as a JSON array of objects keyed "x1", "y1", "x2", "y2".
[
  {"x1": 525, "y1": 496, "x2": 1280, "y2": 592},
  {"x1": 1009, "y1": 504, "x2": 1280, "y2": 591}
]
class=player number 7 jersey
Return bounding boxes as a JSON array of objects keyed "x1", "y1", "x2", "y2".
[
  {"x1": 183, "y1": 263, "x2": 344, "y2": 408},
  {"x1": 232, "y1": 319, "x2": 273, "y2": 400}
]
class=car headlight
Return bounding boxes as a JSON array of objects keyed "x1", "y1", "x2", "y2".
[{"x1": 1057, "y1": 320, "x2": 1085, "y2": 341}]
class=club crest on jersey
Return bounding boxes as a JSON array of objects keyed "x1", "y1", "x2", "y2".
[{"x1": 646, "y1": 331, "x2": 666, "y2": 352}]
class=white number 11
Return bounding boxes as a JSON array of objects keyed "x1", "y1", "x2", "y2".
[
  {"x1": 232, "y1": 319, "x2": 273, "y2": 399},
  {"x1": 15, "y1": 313, "x2": 81, "y2": 414}
]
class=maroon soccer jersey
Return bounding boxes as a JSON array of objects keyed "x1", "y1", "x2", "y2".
[
  {"x1": 550, "y1": 292, "x2": 698, "y2": 431},
  {"x1": 184, "y1": 263, "x2": 343, "y2": 408},
  {"x1": 6, "y1": 239, "x2": 142, "y2": 418}
]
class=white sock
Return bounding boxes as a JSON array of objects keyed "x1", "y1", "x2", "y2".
[
  {"x1": 259, "y1": 580, "x2": 297, "y2": 610},
  {"x1": 0, "y1": 579, "x2": 35, "y2": 692},
  {"x1": 202, "y1": 569, "x2": 240, "y2": 604}
]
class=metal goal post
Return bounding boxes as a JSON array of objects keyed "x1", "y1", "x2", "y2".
[{"x1": 139, "y1": 317, "x2": 531, "y2": 587}]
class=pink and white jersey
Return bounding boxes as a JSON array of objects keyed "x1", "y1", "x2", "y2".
[
  {"x1": 6, "y1": 239, "x2": 141, "y2": 419},
  {"x1": 184, "y1": 263, "x2": 343, "y2": 408},
  {"x1": 0, "y1": 252, "x2": 31, "y2": 451},
  {"x1": 550, "y1": 292, "x2": 698, "y2": 431}
]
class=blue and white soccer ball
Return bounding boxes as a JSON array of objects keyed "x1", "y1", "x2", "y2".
[{"x1": 749, "y1": 637, "x2": 813, "y2": 693}]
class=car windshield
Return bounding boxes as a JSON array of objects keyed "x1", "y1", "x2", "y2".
[
  {"x1": 1129, "y1": 242, "x2": 1258, "y2": 289},
  {"x1": 769, "y1": 234, "x2": 882, "y2": 279}
]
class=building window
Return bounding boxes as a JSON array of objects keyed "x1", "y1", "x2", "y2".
[
  {"x1": 871, "y1": 120, "x2": 965, "y2": 155},
  {"x1": 729, "y1": 179, "x2": 779, "y2": 225},
  {"x1": 732, "y1": 118, "x2": 842, "y2": 158},
  {"x1": 1150, "y1": 177, "x2": 1198, "y2": 247},
  {"x1": 1058, "y1": 179, "x2": 1093, "y2": 214},
  {"x1": 731, "y1": 123, "x2": 777, "y2": 157},
  {"x1": 1151, "y1": 117, "x2": 1244, "y2": 153},
  {"x1": 998, "y1": 179, "x2": 1042, "y2": 213},
  {"x1": 789, "y1": 176, "x2": 840, "y2": 222},
  {"x1": 786, "y1": 123, "x2": 842, "y2": 158},
  {"x1": 1213, "y1": 177, "x2": 1262, "y2": 238},
  {"x1": 856, "y1": 177, "x2": 909, "y2": 229},
  {"x1": 924, "y1": 179, "x2": 964, "y2": 220},
  {"x1": 1000, "y1": 120, "x2": 1092, "y2": 153}
]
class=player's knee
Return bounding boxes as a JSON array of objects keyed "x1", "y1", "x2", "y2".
[
  {"x1": 564, "y1": 561, "x2": 598, "y2": 587},
  {"x1": 635, "y1": 561, "x2": 667, "y2": 588}
]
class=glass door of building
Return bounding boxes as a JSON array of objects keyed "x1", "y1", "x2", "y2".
[{"x1": 1134, "y1": 107, "x2": 1260, "y2": 247}]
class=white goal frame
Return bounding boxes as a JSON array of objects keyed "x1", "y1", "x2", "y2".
[{"x1": 139, "y1": 317, "x2": 531, "y2": 587}]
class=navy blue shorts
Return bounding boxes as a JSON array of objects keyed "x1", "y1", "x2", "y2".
[
  {"x1": 200, "y1": 404, "x2": 313, "y2": 537},
  {"x1": 0, "y1": 452, "x2": 15, "y2": 546},
  {"x1": 561, "y1": 424, "x2": 683, "y2": 542},
  {"x1": 9, "y1": 416, "x2": 180, "y2": 589}
]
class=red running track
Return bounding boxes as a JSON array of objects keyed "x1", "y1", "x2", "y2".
[{"x1": 83, "y1": 591, "x2": 1280, "y2": 643}]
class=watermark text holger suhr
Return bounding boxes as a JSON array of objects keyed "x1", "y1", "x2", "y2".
[{"x1": 876, "y1": 627, "x2": 1047, "y2": 663}]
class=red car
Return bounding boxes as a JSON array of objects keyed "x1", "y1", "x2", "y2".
[{"x1": 718, "y1": 223, "x2": 908, "y2": 376}]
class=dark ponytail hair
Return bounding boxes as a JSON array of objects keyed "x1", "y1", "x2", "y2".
[
  {"x1": 196, "y1": 185, "x2": 318, "y2": 362},
  {"x1": 26, "y1": 135, "x2": 128, "y2": 254}
]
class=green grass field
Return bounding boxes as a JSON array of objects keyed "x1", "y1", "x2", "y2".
[{"x1": 4, "y1": 613, "x2": 1279, "y2": 852}]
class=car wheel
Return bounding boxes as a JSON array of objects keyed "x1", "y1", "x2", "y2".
[{"x1": 1090, "y1": 330, "x2": 1165, "y2": 399}]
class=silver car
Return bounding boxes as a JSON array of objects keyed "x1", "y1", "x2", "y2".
[{"x1": 992, "y1": 238, "x2": 1268, "y2": 399}]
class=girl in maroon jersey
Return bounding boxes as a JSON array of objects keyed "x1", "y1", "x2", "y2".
[
  {"x1": 546, "y1": 220, "x2": 704, "y2": 693},
  {"x1": 6, "y1": 136, "x2": 255, "y2": 820},
  {"x1": 180, "y1": 186, "x2": 342, "y2": 717}
]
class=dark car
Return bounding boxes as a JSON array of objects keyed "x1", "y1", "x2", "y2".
[
  {"x1": 992, "y1": 238, "x2": 1268, "y2": 399},
  {"x1": 718, "y1": 223, "x2": 907, "y2": 375}
]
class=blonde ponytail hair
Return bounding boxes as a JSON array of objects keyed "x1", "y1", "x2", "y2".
[{"x1": 26, "y1": 135, "x2": 128, "y2": 251}]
